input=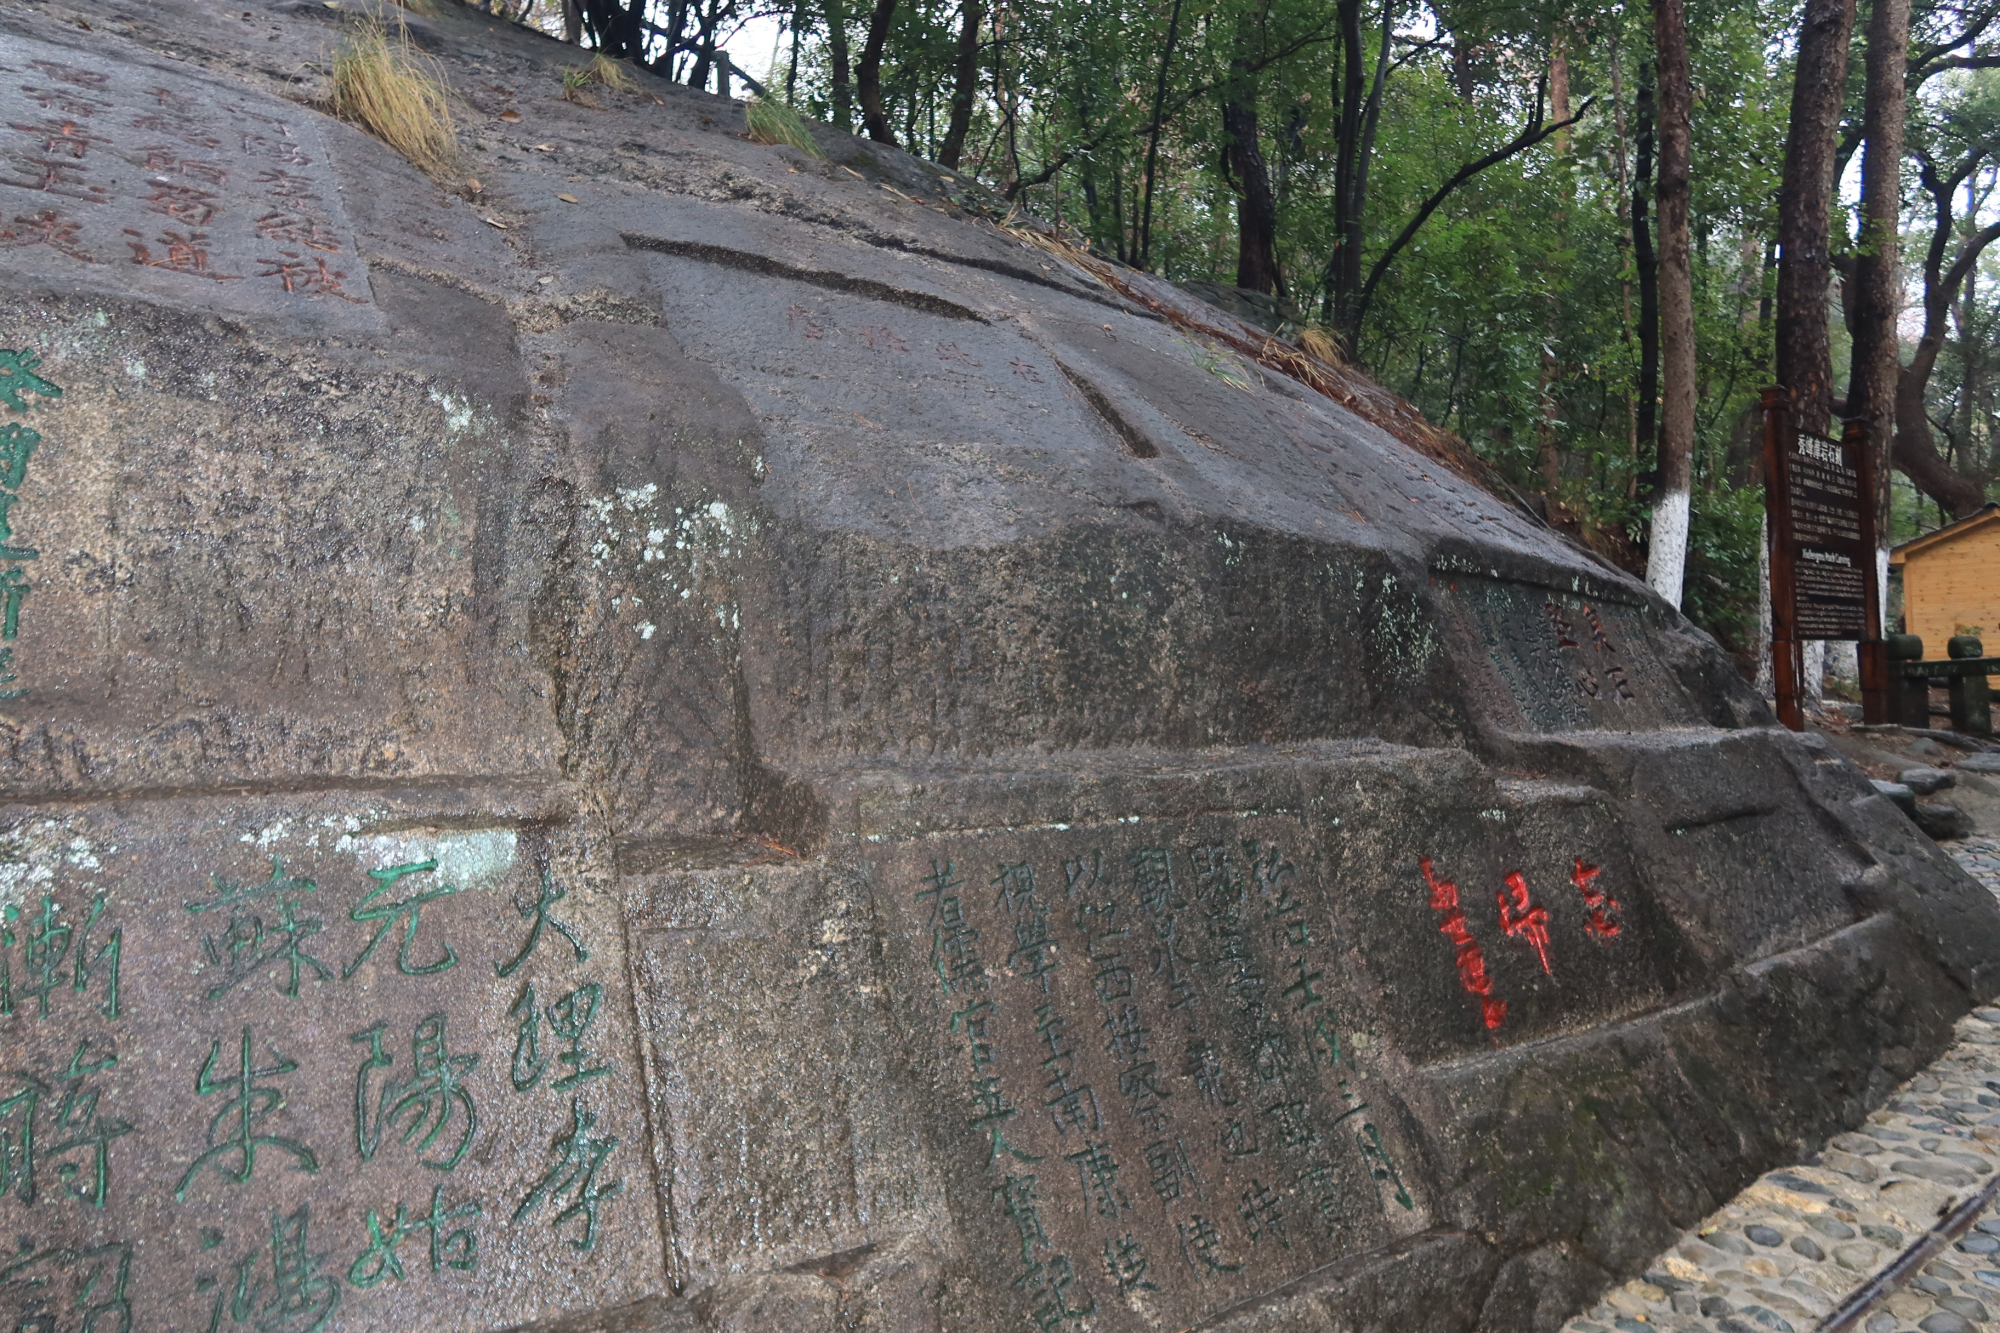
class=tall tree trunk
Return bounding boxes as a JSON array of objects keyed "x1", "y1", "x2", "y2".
[
  {"x1": 1138, "y1": 0, "x2": 1187, "y2": 267},
  {"x1": 1445, "y1": 2, "x2": 1475, "y2": 103},
  {"x1": 1536, "y1": 37, "x2": 1572, "y2": 498},
  {"x1": 1110, "y1": 164, "x2": 1128, "y2": 263},
  {"x1": 1323, "y1": 0, "x2": 1392, "y2": 338},
  {"x1": 997, "y1": 5, "x2": 1022, "y2": 192},
  {"x1": 1847, "y1": 0, "x2": 1910, "y2": 629},
  {"x1": 1771, "y1": 0, "x2": 1854, "y2": 704},
  {"x1": 660, "y1": 0, "x2": 690, "y2": 75},
  {"x1": 826, "y1": 0, "x2": 854, "y2": 131},
  {"x1": 1633, "y1": 70, "x2": 1660, "y2": 503},
  {"x1": 1351, "y1": 0, "x2": 1391, "y2": 234},
  {"x1": 1646, "y1": 0, "x2": 1697, "y2": 607},
  {"x1": 1612, "y1": 37, "x2": 1638, "y2": 496},
  {"x1": 786, "y1": 0, "x2": 805, "y2": 101},
  {"x1": 1776, "y1": 0, "x2": 1858, "y2": 435},
  {"x1": 688, "y1": 0, "x2": 719, "y2": 90},
  {"x1": 1223, "y1": 55, "x2": 1281, "y2": 295},
  {"x1": 1329, "y1": 0, "x2": 1364, "y2": 312},
  {"x1": 857, "y1": 0, "x2": 898, "y2": 143},
  {"x1": 938, "y1": 0, "x2": 982, "y2": 167}
]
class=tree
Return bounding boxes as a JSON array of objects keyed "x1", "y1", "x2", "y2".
[
  {"x1": 1897, "y1": 102, "x2": 2000, "y2": 517},
  {"x1": 1776, "y1": 0, "x2": 1858, "y2": 436},
  {"x1": 1847, "y1": 0, "x2": 1911, "y2": 612},
  {"x1": 826, "y1": 0, "x2": 855, "y2": 131},
  {"x1": 1223, "y1": 16, "x2": 1283, "y2": 295},
  {"x1": 1645, "y1": 0, "x2": 1696, "y2": 606},
  {"x1": 1321, "y1": 0, "x2": 1394, "y2": 334},
  {"x1": 858, "y1": 0, "x2": 900, "y2": 142},
  {"x1": 1331, "y1": 76, "x2": 1585, "y2": 343},
  {"x1": 1631, "y1": 67, "x2": 1659, "y2": 496},
  {"x1": 938, "y1": 0, "x2": 983, "y2": 166}
]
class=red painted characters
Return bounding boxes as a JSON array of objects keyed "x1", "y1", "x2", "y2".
[
  {"x1": 1570, "y1": 858, "x2": 1621, "y2": 938},
  {"x1": 1419, "y1": 857, "x2": 1506, "y2": 1031},
  {"x1": 1420, "y1": 854, "x2": 1625, "y2": 1031},
  {"x1": 1496, "y1": 872, "x2": 1553, "y2": 975}
]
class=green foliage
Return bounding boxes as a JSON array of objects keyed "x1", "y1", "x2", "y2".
[{"x1": 746, "y1": 97, "x2": 825, "y2": 155}]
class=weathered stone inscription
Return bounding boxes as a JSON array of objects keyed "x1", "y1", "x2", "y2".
[
  {"x1": 1433, "y1": 564, "x2": 1691, "y2": 732},
  {"x1": 0, "y1": 38, "x2": 377, "y2": 324},
  {"x1": 0, "y1": 796, "x2": 664, "y2": 1331},
  {"x1": 0, "y1": 345, "x2": 55, "y2": 700},
  {"x1": 886, "y1": 822, "x2": 1425, "y2": 1331}
]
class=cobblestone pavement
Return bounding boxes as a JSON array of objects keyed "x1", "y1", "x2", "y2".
[{"x1": 1563, "y1": 836, "x2": 2000, "y2": 1333}]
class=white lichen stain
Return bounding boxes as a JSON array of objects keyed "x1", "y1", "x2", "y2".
[
  {"x1": 0, "y1": 819, "x2": 105, "y2": 914},
  {"x1": 335, "y1": 828, "x2": 518, "y2": 887},
  {"x1": 427, "y1": 386, "x2": 479, "y2": 439},
  {"x1": 584, "y1": 485, "x2": 760, "y2": 647},
  {"x1": 239, "y1": 817, "x2": 295, "y2": 847}
]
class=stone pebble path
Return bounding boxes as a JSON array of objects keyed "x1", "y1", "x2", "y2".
[{"x1": 1564, "y1": 836, "x2": 2000, "y2": 1333}]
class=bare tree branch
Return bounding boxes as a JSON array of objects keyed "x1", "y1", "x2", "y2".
[{"x1": 1349, "y1": 85, "x2": 1592, "y2": 337}]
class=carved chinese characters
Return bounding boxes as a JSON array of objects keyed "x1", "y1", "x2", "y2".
[
  {"x1": 0, "y1": 42, "x2": 375, "y2": 323},
  {"x1": 890, "y1": 823, "x2": 1425, "y2": 1332},
  {"x1": 1432, "y1": 562, "x2": 1695, "y2": 732},
  {"x1": 0, "y1": 345, "x2": 55, "y2": 699},
  {"x1": 0, "y1": 796, "x2": 664, "y2": 1331}
]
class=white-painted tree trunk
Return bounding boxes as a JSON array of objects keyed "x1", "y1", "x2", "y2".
[
  {"x1": 1756, "y1": 512, "x2": 1775, "y2": 697},
  {"x1": 1878, "y1": 545, "x2": 1892, "y2": 635},
  {"x1": 1646, "y1": 486, "x2": 1692, "y2": 608}
]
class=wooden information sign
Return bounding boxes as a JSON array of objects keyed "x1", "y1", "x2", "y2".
[
  {"x1": 1759, "y1": 388, "x2": 1887, "y2": 729},
  {"x1": 1786, "y1": 429, "x2": 1870, "y2": 641}
]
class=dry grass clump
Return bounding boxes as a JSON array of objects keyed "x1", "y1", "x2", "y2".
[
  {"x1": 331, "y1": 17, "x2": 459, "y2": 178},
  {"x1": 1297, "y1": 326, "x2": 1347, "y2": 368},
  {"x1": 590, "y1": 52, "x2": 636, "y2": 90},
  {"x1": 745, "y1": 97, "x2": 821, "y2": 155},
  {"x1": 564, "y1": 52, "x2": 636, "y2": 101}
]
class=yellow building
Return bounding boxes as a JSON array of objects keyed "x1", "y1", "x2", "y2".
[{"x1": 1891, "y1": 503, "x2": 2000, "y2": 684}]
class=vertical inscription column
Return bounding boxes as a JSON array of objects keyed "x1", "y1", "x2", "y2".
[
  {"x1": 919, "y1": 859, "x2": 1097, "y2": 1328},
  {"x1": 899, "y1": 822, "x2": 1423, "y2": 1332},
  {"x1": 0, "y1": 819, "x2": 133, "y2": 1330}
]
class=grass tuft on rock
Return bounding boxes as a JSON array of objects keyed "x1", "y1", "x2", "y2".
[
  {"x1": 745, "y1": 97, "x2": 821, "y2": 156},
  {"x1": 1297, "y1": 326, "x2": 1346, "y2": 367},
  {"x1": 561, "y1": 53, "x2": 636, "y2": 103},
  {"x1": 331, "y1": 17, "x2": 459, "y2": 178},
  {"x1": 590, "y1": 53, "x2": 637, "y2": 91}
]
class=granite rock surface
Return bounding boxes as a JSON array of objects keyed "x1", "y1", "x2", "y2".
[{"x1": 0, "y1": 4, "x2": 1997, "y2": 1331}]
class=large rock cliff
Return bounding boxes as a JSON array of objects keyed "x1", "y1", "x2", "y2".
[{"x1": 0, "y1": 5, "x2": 1995, "y2": 1330}]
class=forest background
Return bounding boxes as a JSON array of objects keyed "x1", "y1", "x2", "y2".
[{"x1": 491, "y1": 0, "x2": 2000, "y2": 680}]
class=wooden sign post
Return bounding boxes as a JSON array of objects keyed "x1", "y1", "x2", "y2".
[{"x1": 1761, "y1": 387, "x2": 1886, "y2": 730}]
